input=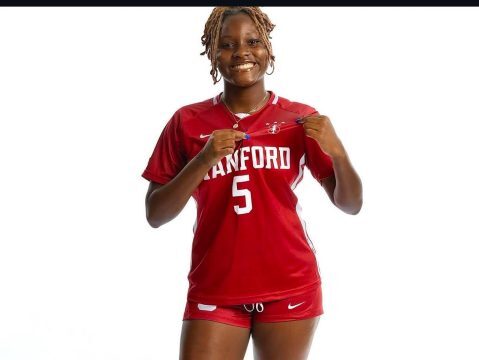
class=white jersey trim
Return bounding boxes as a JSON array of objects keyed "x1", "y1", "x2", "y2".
[
  {"x1": 291, "y1": 154, "x2": 317, "y2": 254},
  {"x1": 291, "y1": 153, "x2": 305, "y2": 190},
  {"x1": 192, "y1": 197, "x2": 198, "y2": 234},
  {"x1": 296, "y1": 201, "x2": 317, "y2": 254},
  {"x1": 272, "y1": 93, "x2": 279, "y2": 105}
]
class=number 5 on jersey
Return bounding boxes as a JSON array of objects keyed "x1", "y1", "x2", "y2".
[{"x1": 232, "y1": 175, "x2": 252, "y2": 215}]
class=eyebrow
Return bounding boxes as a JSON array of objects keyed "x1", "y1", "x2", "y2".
[{"x1": 220, "y1": 32, "x2": 259, "y2": 38}]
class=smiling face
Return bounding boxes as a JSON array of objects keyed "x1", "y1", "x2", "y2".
[{"x1": 215, "y1": 12, "x2": 270, "y2": 88}]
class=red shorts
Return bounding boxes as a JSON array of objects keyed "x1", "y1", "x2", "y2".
[{"x1": 183, "y1": 283, "x2": 323, "y2": 329}]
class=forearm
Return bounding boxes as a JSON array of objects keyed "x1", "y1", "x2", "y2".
[
  {"x1": 146, "y1": 153, "x2": 211, "y2": 228},
  {"x1": 331, "y1": 153, "x2": 363, "y2": 215}
]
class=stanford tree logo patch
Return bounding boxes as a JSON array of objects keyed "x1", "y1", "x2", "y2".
[{"x1": 265, "y1": 121, "x2": 286, "y2": 134}]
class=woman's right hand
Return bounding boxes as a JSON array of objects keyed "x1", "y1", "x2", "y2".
[
  {"x1": 196, "y1": 129, "x2": 249, "y2": 167},
  {"x1": 145, "y1": 129, "x2": 248, "y2": 228}
]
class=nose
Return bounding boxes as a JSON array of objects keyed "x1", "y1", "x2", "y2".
[{"x1": 233, "y1": 42, "x2": 251, "y2": 58}]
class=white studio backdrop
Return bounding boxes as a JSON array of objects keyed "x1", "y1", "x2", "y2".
[{"x1": 0, "y1": 6, "x2": 478, "y2": 360}]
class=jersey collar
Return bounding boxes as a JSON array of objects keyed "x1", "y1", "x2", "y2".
[{"x1": 213, "y1": 90, "x2": 278, "y2": 107}]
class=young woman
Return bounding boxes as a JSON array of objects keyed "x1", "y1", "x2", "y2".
[{"x1": 142, "y1": 7, "x2": 362, "y2": 360}]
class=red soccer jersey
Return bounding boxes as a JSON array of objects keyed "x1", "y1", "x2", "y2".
[{"x1": 142, "y1": 91, "x2": 334, "y2": 305}]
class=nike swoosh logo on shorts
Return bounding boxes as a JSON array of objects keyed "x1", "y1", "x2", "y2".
[
  {"x1": 200, "y1": 134, "x2": 211, "y2": 138},
  {"x1": 288, "y1": 301, "x2": 305, "y2": 310},
  {"x1": 198, "y1": 303, "x2": 217, "y2": 311}
]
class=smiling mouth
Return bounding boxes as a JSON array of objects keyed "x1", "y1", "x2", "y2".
[{"x1": 231, "y1": 63, "x2": 256, "y2": 71}]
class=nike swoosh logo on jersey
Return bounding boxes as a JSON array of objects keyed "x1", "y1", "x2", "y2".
[
  {"x1": 200, "y1": 134, "x2": 211, "y2": 138},
  {"x1": 288, "y1": 301, "x2": 305, "y2": 310}
]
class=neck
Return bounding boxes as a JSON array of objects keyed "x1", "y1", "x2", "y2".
[{"x1": 222, "y1": 81, "x2": 268, "y2": 114}]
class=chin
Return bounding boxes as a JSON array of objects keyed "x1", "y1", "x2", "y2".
[{"x1": 226, "y1": 75, "x2": 264, "y2": 88}]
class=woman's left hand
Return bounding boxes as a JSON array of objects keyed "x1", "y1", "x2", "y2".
[{"x1": 298, "y1": 115, "x2": 345, "y2": 158}]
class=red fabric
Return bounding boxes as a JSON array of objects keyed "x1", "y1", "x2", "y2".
[
  {"x1": 182, "y1": 281, "x2": 323, "y2": 329},
  {"x1": 142, "y1": 91, "x2": 334, "y2": 305}
]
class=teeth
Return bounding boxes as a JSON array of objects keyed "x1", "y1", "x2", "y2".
[{"x1": 233, "y1": 63, "x2": 254, "y2": 70}]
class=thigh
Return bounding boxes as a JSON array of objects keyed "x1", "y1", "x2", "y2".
[
  {"x1": 251, "y1": 317, "x2": 320, "y2": 360},
  {"x1": 180, "y1": 319, "x2": 251, "y2": 360},
  {"x1": 251, "y1": 284, "x2": 323, "y2": 359}
]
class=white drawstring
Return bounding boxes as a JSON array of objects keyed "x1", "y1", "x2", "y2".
[{"x1": 243, "y1": 302, "x2": 264, "y2": 313}]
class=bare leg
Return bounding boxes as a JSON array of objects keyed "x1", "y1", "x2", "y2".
[
  {"x1": 180, "y1": 319, "x2": 252, "y2": 360},
  {"x1": 251, "y1": 317, "x2": 320, "y2": 360}
]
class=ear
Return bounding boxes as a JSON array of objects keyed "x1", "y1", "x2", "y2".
[
  {"x1": 266, "y1": 60, "x2": 275, "y2": 75},
  {"x1": 215, "y1": 69, "x2": 223, "y2": 83}
]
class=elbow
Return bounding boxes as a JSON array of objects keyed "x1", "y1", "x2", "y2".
[
  {"x1": 333, "y1": 184, "x2": 363, "y2": 215},
  {"x1": 145, "y1": 197, "x2": 169, "y2": 228},
  {"x1": 146, "y1": 217, "x2": 162, "y2": 228},
  {"x1": 145, "y1": 206, "x2": 164, "y2": 228},
  {"x1": 335, "y1": 197, "x2": 363, "y2": 215},
  {"x1": 145, "y1": 204, "x2": 159, "y2": 228},
  {"x1": 347, "y1": 196, "x2": 363, "y2": 215},
  {"x1": 348, "y1": 203, "x2": 362, "y2": 215},
  {"x1": 146, "y1": 212, "x2": 170, "y2": 228},
  {"x1": 145, "y1": 191, "x2": 183, "y2": 228},
  {"x1": 146, "y1": 208, "x2": 178, "y2": 228},
  {"x1": 146, "y1": 211, "x2": 161, "y2": 228}
]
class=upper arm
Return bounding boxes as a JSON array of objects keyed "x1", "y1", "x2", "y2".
[{"x1": 320, "y1": 173, "x2": 336, "y2": 205}]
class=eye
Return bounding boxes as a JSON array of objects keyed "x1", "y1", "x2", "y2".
[
  {"x1": 221, "y1": 42, "x2": 234, "y2": 49},
  {"x1": 248, "y1": 39, "x2": 262, "y2": 46}
]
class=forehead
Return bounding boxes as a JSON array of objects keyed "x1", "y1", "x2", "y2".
[{"x1": 220, "y1": 13, "x2": 259, "y2": 37}]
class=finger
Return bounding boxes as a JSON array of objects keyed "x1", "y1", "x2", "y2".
[
  {"x1": 297, "y1": 112, "x2": 329, "y2": 122},
  {"x1": 304, "y1": 128, "x2": 320, "y2": 138},
  {"x1": 212, "y1": 148, "x2": 234, "y2": 159},
  {"x1": 219, "y1": 147, "x2": 235, "y2": 156},
  {"x1": 304, "y1": 115, "x2": 328, "y2": 123},
  {"x1": 233, "y1": 130, "x2": 250, "y2": 141},
  {"x1": 295, "y1": 111, "x2": 321, "y2": 124},
  {"x1": 216, "y1": 139, "x2": 236, "y2": 149},
  {"x1": 214, "y1": 130, "x2": 249, "y2": 141},
  {"x1": 297, "y1": 117, "x2": 320, "y2": 125},
  {"x1": 219, "y1": 130, "x2": 249, "y2": 141},
  {"x1": 302, "y1": 121, "x2": 323, "y2": 131}
]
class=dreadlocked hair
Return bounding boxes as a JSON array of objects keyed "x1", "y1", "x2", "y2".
[{"x1": 200, "y1": 7, "x2": 276, "y2": 84}]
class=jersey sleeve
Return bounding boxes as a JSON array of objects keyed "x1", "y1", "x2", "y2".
[
  {"x1": 303, "y1": 108, "x2": 335, "y2": 182},
  {"x1": 141, "y1": 110, "x2": 187, "y2": 184}
]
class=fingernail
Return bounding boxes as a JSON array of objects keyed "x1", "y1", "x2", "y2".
[
  {"x1": 245, "y1": 134, "x2": 250, "y2": 140},
  {"x1": 295, "y1": 118, "x2": 303, "y2": 124}
]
